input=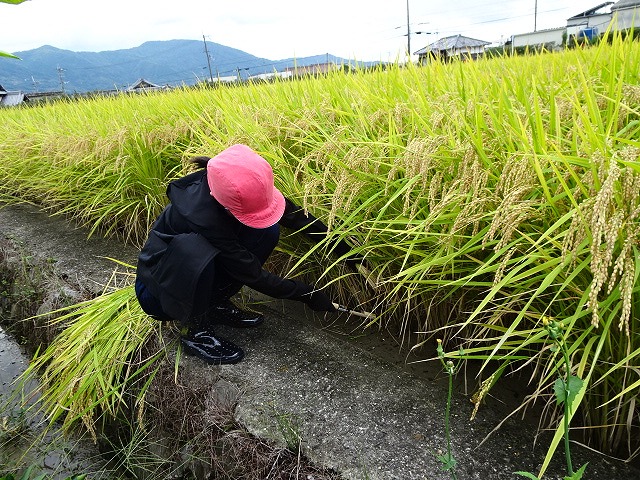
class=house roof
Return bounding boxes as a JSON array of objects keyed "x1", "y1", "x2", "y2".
[
  {"x1": 414, "y1": 34, "x2": 491, "y2": 55},
  {"x1": 127, "y1": 78, "x2": 163, "y2": 91},
  {"x1": 568, "y1": 2, "x2": 614, "y2": 19},
  {"x1": 611, "y1": 0, "x2": 640, "y2": 10}
]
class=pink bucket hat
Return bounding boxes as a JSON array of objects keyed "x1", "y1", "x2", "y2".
[{"x1": 207, "y1": 144, "x2": 286, "y2": 228}]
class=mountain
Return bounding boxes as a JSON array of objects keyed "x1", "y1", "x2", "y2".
[{"x1": 0, "y1": 40, "x2": 360, "y2": 94}]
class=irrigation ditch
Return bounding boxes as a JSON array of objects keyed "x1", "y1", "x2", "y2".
[
  {"x1": 1, "y1": 201, "x2": 640, "y2": 479},
  {"x1": 0, "y1": 325, "x2": 108, "y2": 479}
]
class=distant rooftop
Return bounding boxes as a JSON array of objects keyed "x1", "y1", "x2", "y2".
[
  {"x1": 414, "y1": 34, "x2": 490, "y2": 55},
  {"x1": 611, "y1": 0, "x2": 640, "y2": 10},
  {"x1": 568, "y1": 2, "x2": 614, "y2": 20}
]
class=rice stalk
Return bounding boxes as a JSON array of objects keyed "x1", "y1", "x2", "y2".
[{"x1": 17, "y1": 269, "x2": 166, "y2": 441}]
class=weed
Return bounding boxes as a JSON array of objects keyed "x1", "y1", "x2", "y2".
[
  {"x1": 435, "y1": 339, "x2": 459, "y2": 480},
  {"x1": 270, "y1": 402, "x2": 302, "y2": 452},
  {"x1": 99, "y1": 417, "x2": 196, "y2": 480},
  {"x1": 0, "y1": 465, "x2": 86, "y2": 480},
  {"x1": 0, "y1": 407, "x2": 27, "y2": 443},
  {"x1": 515, "y1": 317, "x2": 588, "y2": 480}
]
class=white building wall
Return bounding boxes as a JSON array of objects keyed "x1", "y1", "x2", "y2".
[
  {"x1": 211, "y1": 75, "x2": 238, "y2": 83},
  {"x1": 450, "y1": 45, "x2": 485, "y2": 57},
  {"x1": 610, "y1": 7, "x2": 640, "y2": 30},
  {"x1": 567, "y1": 13, "x2": 612, "y2": 37},
  {"x1": 248, "y1": 71, "x2": 293, "y2": 81},
  {"x1": 511, "y1": 27, "x2": 565, "y2": 48}
]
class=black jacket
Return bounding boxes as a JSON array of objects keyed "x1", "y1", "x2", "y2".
[{"x1": 136, "y1": 169, "x2": 342, "y2": 321}]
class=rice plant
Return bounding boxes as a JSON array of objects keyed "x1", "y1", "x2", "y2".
[
  {"x1": 16, "y1": 267, "x2": 168, "y2": 441},
  {"x1": 1, "y1": 32, "x2": 640, "y2": 465}
]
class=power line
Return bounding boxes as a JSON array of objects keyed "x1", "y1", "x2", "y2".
[{"x1": 386, "y1": 2, "x2": 575, "y2": 42}]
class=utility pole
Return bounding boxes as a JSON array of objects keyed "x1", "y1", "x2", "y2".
[
  {"x1": 534, "y1": 0, "x2": 538, "y2": 32},
  {"x1": 236, "y1": 67, "x2": 249, "y2": 82},
  {"x1": 406, "y1": 0, "x2": 411, "y2": 56},
  {"x1": 203, "y1": 35, "x2": 214, "y2": 84}
]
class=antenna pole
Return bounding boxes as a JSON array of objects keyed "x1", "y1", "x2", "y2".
[{"x1": 56, "y1": 66, "x2": 66, "y2": 94}]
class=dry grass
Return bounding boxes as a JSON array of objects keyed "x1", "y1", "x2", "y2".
[{"x1": 134, "y1": 344, "x2": 342, "y2": 480}]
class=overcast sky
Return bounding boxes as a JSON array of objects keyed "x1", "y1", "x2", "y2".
[{"x1": 2, "y1": 1, "x2": 585, "y2": 61}]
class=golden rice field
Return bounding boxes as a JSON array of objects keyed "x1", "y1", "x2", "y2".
[{"x1": 1, "y1": 34, "x2": 639, "y2": 464}]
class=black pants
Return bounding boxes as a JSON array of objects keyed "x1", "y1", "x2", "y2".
[{"x1": 135, "y1": 223, "x2": 280, "y2": 321}]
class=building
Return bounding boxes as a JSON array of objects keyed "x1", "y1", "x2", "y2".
[
  {"x1": 209, "y1": 75, "x2": 238, "y2": 84},
  {"x1": 283, "y1": 62, "x2": 338, "y2": 76},
  {"x1": 248, "y1": 71, "x2": 293, "y2": 82},
  {"x1": 509, "y1": 1, "x2": 640, "y2": 52},
  {"x1": 0, "y1": 84, "x2": 28, "y2": 107},
  {"x1": 126, "y1": 78, "x2": 167, "y2": 93},
  {"x1": 567, "y1": 2, "x2": 614, "y2": 40},
  {"x1": 414, "y1": 35, "x2": 491, "y2": 64},
  {"x1": 510, "y1": 27, "x2": 566, "y2": 50},
  {"x1": 610, "y1": 0, "x2": 640, "y2": 31}
]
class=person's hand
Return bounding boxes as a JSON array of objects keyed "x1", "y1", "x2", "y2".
[{"x1": 302, "y1": 289, "x2": 336, "y2": 312}]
